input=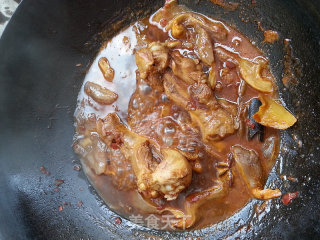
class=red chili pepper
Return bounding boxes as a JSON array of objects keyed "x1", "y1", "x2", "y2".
[
  {"x1": 40, "y1": 165, "x2": 50, "y2": 176},
  {"x1": 55, "y1": 179, "x2": 65, "y2": 186},
  {"x1": 188, "y1": 191, "x2": 210, "y2": 203},
  {"x1": 114, "y1": 217, "x2": 122, "y2": 224},
  {"x1": 245, "y1": 119, "x2": 255, "y2": 129},
  {"x1": 226, "y1": 61, "x2": 236, "y2": 69},
  {"x1": 281, "y1": 192, "x2": 299, "y2": 205},
  {"x1": 160, "y1": 19, "x2": 168, "y2": 27},
  {"x1": 73, "y1": 164, "x2": 81, "y2": 171},
  {"x1": 164, "y1": 0, "x2": 172, "y2": 8},
  {"x1": 111, "y1": 143, "x2": 120, "y2": 150},
  {"x1": 105, "y1": 131, "x2": 112, "y2": 136}
]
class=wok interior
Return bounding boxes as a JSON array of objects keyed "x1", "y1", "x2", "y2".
[{"x1": 0, "y1": 0, "x2": 319, "y2": 239}]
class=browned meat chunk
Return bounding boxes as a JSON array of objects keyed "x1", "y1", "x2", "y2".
[
  {"x1": 189, "y1": 105, "x2": 236, "y2": 141},
  {"x1": 127, "y1": 75, "x2": 204, "y2": 160},
  {"x1": 97, "y1": 113, "x2": 192, "y2": 201},
  {"x1": 135, "y1": 48, "x2": 154, "y2": 79},
  {"x1": 165, "y1": 12, "x2": 228, "y2": 66},
  {"x1": 149, "y1": 42, "x2": 170, "y2": 71},
  {"x1": 194, "y1": 26, "x2": 215, "y2": 66},
  {"x1": 163, "y1": 72, "x2": 190, "y2": 108},
  {"x1": 171, "y1": 51, "x2": 207, "y2": 84},
  {"x1": 164, "y1": 71, "x2": 236, "y2": 141},
  {"x1": 73, "y1": 115, "x2": 136, "y2": 191},
  {"x1": 135, "y1": 42, "x2": 169, "y2": 80},
  {"x1": 214, "y1": 47, "x2": 274, "y2": 93}
]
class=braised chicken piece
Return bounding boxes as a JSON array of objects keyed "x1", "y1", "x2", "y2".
[
  {"x1": 164, "y1": 52, "x2": 236, "y2": 141},
  {"x1": 127, "y1": 75, "x2": 205, "y2": 160},
  {"x1": 163, "y1": 69, "x2": 236, "y2": 141},
  {"x1": 170, "y1": 51, "x2": 207, "y2": 84},
  {"x1": 97, "y1": 113, "x2": 192, "y2": 201},
  {"x1": 135, "y1": 42, "x2": 169, "y2": 79},
  {"x1": 74, "y1": 0, "x2": 296, "y2": 231}
]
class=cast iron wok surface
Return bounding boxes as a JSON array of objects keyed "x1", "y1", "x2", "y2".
[{"x1": 0, "y1": 0, "x2": 320, "y2": 239}]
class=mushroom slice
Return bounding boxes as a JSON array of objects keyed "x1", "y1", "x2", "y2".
[
  {"x1": 84, "y1": 81, "x2": 118, "y2": 105},
  {"x1": 253, "y1": 94, "x2": 297, "y2": 129},
  {"x1": 232, "y1": 145, "x2": 281, "y2": 200}
]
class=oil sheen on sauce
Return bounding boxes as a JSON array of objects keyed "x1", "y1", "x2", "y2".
[{"x1": 74, "y1": 4, "x2": 280, "y2": 230}]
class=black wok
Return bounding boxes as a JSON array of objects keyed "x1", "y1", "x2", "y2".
[{"x1": 0, "y1": 0, "x2": 320, "y2": 239}]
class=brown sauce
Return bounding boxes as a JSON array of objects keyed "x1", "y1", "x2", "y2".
[{"x1": 73, "y1": 1, "x2": 280, "y2": 230}]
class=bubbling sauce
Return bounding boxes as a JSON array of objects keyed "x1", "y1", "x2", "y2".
[{"x1": 73, "y1": 1, "x2": 282, "y2": 230}]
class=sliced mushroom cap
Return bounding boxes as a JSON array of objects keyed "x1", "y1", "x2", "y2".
[{"x1": 232, "y1": 145, "x2": 281, "y2": 200}]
